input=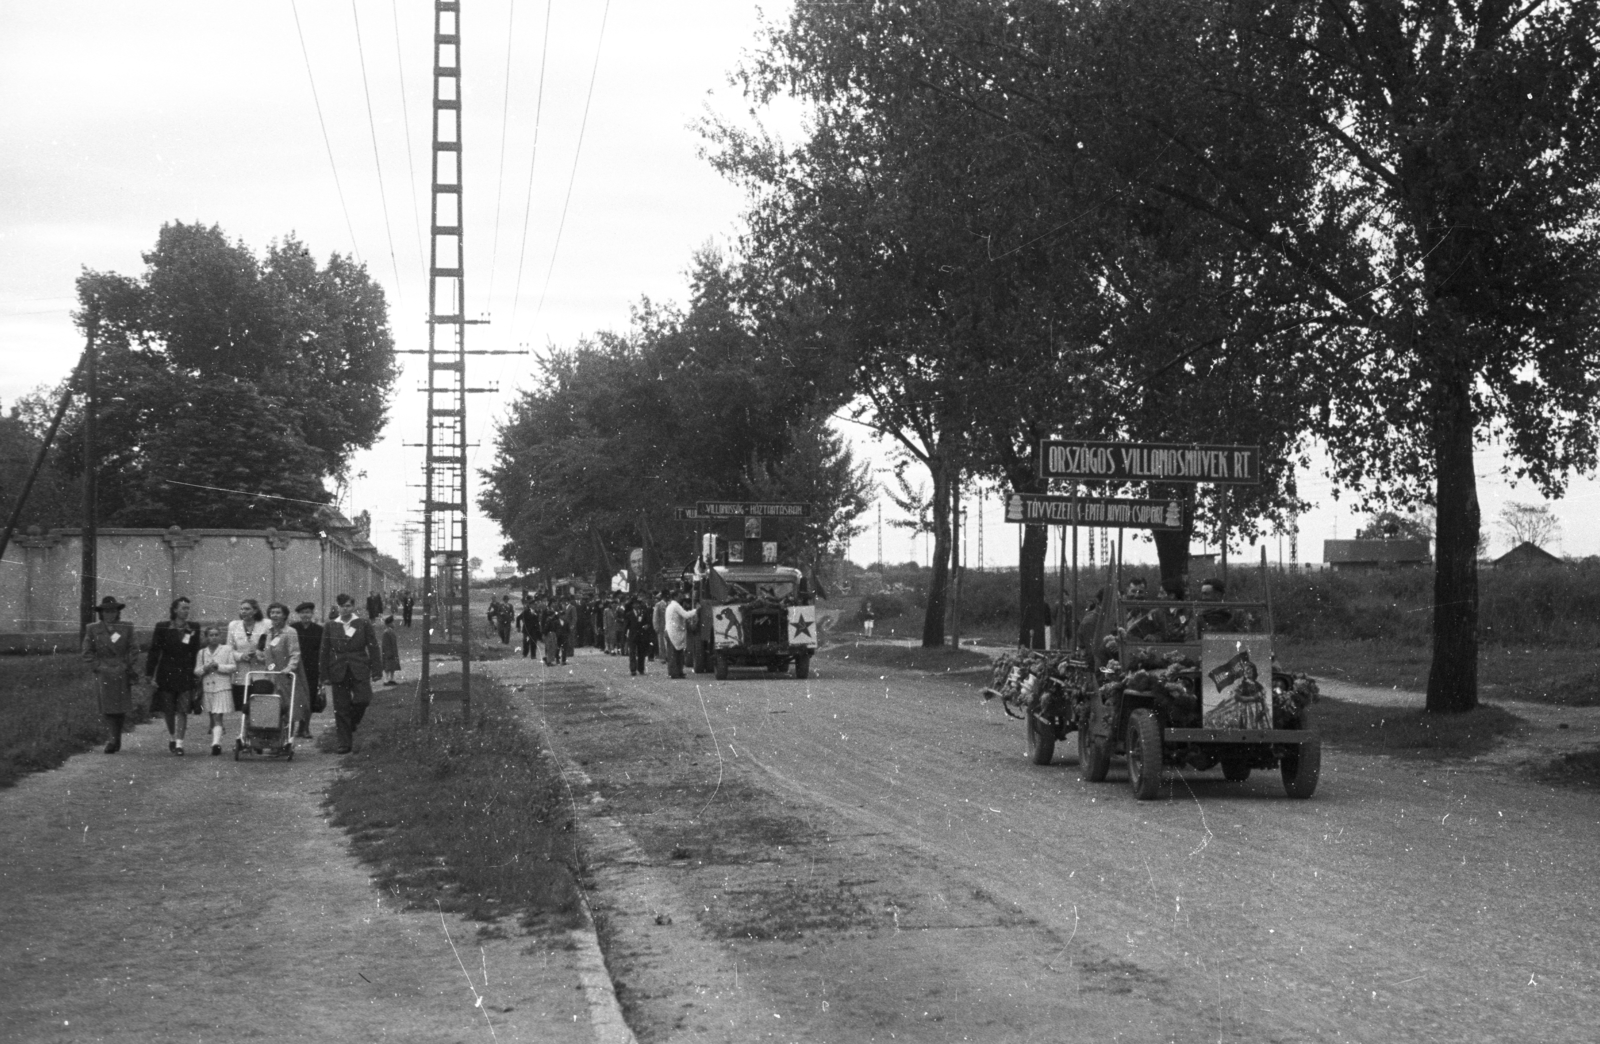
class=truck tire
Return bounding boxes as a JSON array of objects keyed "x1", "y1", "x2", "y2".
[
  {"x1": 794, "y1": 653, "x2": 811, "y2": 680},
  {"x1": 1126, "y1": 709, "x2": 1164, "y2": 800},
  {"x1": 713, "y1": 654, "x2": 729, "y2": 681},
  {"x1": 692, "y1": 639, "x2": 711, "y2": 674},
  {"x1": 1222, "y1": 759, "x2": 1250, "y2": 782},
  {"x1": 1280, "y1": 739, "x2": 1321, "y2": 799},
  {"x1": 1078, "y1": 725, "x2": 1111, "y2": 782},
  {"x1": 1027, "y1": 713, "x2": 1056, "y2": 765}
]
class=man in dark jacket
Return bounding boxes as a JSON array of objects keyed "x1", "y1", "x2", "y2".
[
  {"x1": 623, "y1": 595, "x2": 654, "y2": 676},
  {"x1": 366, "y1": 590, "x2": 384, "y2": 621},
  {"x1": 290, "y1": 602, "x2": 324, "y2": 738},
  {"x1": 320, "y1": 593, "x2": 382, "y2": 754}
]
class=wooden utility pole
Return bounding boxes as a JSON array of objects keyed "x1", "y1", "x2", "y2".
[{"x1": 79, "y1": 310, "x2": 99, "y2": 640}]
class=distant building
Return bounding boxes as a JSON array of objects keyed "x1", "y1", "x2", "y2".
[
  {"x1": 1491, "y1": 541, "x2": 1562, "y2": 569},
  {"x1": 493, "y1": 565, "x2": 518, "y2": 580},
  {"x1": 1322, "y1": 538, "x2": 1430, "y2": 571}
]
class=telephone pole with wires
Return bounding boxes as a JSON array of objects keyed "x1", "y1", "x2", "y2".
[{"x1": 417, "y1": 0, "x2": 477, "y2": 723}]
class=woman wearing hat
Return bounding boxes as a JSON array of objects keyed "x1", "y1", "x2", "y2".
[{"x1": 83, "y1": 595, "x2": 139, "y2": 753}]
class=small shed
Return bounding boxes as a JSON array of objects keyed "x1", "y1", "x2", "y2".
[
  {"x1": 1492, "y1": 542, "x2": 1562, "y2": 569},
  {"x1": 1322, "y1": 538, "x2": 1431, "y2": 571}
]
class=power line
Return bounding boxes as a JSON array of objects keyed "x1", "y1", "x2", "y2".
[
  {"x1": 391, "y1": 0, "x2": 428, "y2": 281},
  {"x1": 485, "y1": 0, "x2": 518, "y2": 307},
  {"x1": 507, "y1": 0, "x2": 555, "y2": 336},
  {"x1": 533, "y1": 0, "x2": 611, "y2": 324},
  {"x1": 290, "y1": 0, "x2": 362, "y2": 263},
  {"x1": 351, "y1": 0, "x2": 404, "y2": 296}
]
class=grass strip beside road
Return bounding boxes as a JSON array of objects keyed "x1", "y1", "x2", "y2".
[
  {"x1": 322, "y1": 673, "x2": 585, "y2": 937},
  {"x1": 0, "y1": 653, "x2": 154, "y2": 788},
  {"x1": 1313, "y1": 698, "x2": 1524, "y2": 760},
  {"x1": 816, "y1": 640, "x2": 994, "y2": 674},
  {"x1": 1282, "y1": 638, "x2": 1600, "y2": 707}
]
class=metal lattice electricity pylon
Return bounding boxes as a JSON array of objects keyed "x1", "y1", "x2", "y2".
[{"x1": 418, "y1": 0, "x2": 473, "y2": 722}]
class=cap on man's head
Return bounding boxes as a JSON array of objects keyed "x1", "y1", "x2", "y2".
[{"x1": 295, "y1": 601, "x2": 316, "y2": 613}]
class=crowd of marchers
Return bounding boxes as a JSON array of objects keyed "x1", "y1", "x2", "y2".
[
  {"x1": 82, "y1": 588, "x2": 411, "y2": 759},
  {"x1": 485, "y1": 587, "x2": 698, "y2": 679}
]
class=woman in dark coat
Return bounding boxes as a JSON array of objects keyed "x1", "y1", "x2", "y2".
[
  {"x1": 84, "y1": 595, "x2": 139, "y2": 753},
  {"x1": 144, "y1": 596, "x2": 202, "y2": 755}
]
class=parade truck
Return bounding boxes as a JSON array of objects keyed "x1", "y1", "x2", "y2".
[
  {"x1": 985, "y1": 548, "x2": 1322, "y2": 800},
  {"x1": 685, "y1": 562, "x2": 818, "y2": 680}
]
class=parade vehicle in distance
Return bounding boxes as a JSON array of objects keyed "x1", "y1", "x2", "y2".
[
  {"x1": 685, "y1": 562, "x2": 818, "y2": 680},
  {"x1": 985, "y1": 550, "x2": 1321, "y2": 800}
]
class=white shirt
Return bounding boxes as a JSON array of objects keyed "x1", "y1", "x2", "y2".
[
  {"x1": 664, "y1": 600, "x2": 693, "y2": 650},
  {"x1": 227, "y1": 618, "x2": 269, "y2": 682}
]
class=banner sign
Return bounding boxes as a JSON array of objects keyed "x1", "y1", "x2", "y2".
[
  {"x1": 675, "y1": 507, "x2": 712, "y2": 521},
  {"x1": 1038, "y1": 440, "x2": 1261, "y2": 485},
  {"x1": 1002, "y1": 492, "x2": 1185, "y2": 531},
  {"x1": 696, "y1": 501, "x2": 813, "y2": 518}
]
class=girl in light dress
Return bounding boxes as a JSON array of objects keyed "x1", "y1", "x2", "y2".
[{"x1": 194, "y1": 626, "x2": 237, "y2": 755}]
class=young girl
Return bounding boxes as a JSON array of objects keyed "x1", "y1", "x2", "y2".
[{"x1": 195, "y1": 625, "x2": 237, "y2": 756}]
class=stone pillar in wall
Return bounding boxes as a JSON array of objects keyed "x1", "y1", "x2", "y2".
[
  {"x1": 163, "y1": 527, "x2": 200, "y2": 609},
  {"x1": 265, "y1": 528, "x2": 291, "y2": 603},
  {"x1": 17, "y1": 527, "x2": 62, "y2": 631}
]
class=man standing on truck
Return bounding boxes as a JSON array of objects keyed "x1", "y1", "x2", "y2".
[{"x1": 663, "y1": 590, "x2": 694, "y2": 679}]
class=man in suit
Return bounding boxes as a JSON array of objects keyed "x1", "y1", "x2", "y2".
[
  {"x1": 365, "y1": 590, "x2": 385, "y2": 621},
  {"x1": 320, "y1": 593, "x2": 383, "y2": 754}
]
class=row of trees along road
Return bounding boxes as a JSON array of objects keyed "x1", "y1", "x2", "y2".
[
  {"x1": 479, "y1": 251, "x2": 873, "y2": 585},
  {"x1": 7, "y1": 222, "x2": 399, "y2": 531},
  {"x1": 706, "y1": 0, "x2": 1600, "y2": 712}
]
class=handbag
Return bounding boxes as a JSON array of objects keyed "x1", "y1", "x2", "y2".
[{"x1": 310, "y1": 687, "x2": 327, "y2": 713}]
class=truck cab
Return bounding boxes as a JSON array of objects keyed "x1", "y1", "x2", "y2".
[{"x1": 686, "y1": 564, "x2": 818, "y2": 679}]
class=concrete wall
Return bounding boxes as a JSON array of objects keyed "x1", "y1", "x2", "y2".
[{"x1": 0, "y1": 526, "x2": 406, "y2": 633}]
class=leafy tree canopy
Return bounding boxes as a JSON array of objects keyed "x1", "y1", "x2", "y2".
[
  {"x1": 42, "y1": 221, "x2": 398, "y2": 529},
  {"x1": 481, "y1": 249, "x2": 869, "y2": 581}
]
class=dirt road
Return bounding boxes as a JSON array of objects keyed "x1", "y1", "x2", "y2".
[
  {"x1": 496, "y1": 650, "x2": 1600, "y2": 1043},
  {"x1": 0, "y1": 700, "x2": 599, "y2": 1044}
]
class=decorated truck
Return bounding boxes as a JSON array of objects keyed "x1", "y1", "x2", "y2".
[
  {"x1": 985, "y1": 551, "x2": 1321, "y2": 799},
  {"x1": 686, "y1": 563, "x2": 818, "y2": 679}
]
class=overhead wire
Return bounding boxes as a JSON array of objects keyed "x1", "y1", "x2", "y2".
[
  {"x1": 532, "y1": 0, "x2": 611, "y2": 325},
  {"x1": 290, "y1": 0, "x2": 363, "y2": 263},
  {"x1": 391, "y1": 0, "x2": 429, "y2": 281},
  {"x1": 485, "y1": 0, "x2": 519, "y2": 308},
  {"x1": 351, "y1": 0, "x2": 405, "y2": 297},
  {"x1": 507, "y1": 0, "x2": 555, "y2": 337}
]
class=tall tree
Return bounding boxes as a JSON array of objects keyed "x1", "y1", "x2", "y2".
[
  {"x1": 1070, "y1": 0, "x2": 1600, "y2": 711},
  {"x1": 56, "y1": 221, "x2": 399, "y2": 528},
  {"x1": 481, "y1": 250, "x2": 862, "y2": 579}
]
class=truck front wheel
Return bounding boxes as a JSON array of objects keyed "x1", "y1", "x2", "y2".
[
  {"x1": 1126, "y1": 709, "x2": 1164, "y2": 800},
  {"x1": 1027, "y1": 713, "x2": 1055, "y2": 765},
  {"x1": 794, "y1": 653, "x2": 811, "y2": 680},
  {"x1": 1281, "y1": 740, "x2": 1321, "y2": 799},
  {"x1": 713, "y1": 654, "x2": 729, "y2": 681}
]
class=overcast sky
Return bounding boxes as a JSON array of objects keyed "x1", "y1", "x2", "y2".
[{"x1": 3, "y1": 1, "x2": 1596, "y2": 576}]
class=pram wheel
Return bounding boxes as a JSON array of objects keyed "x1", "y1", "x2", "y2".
[{"x1": 285, "y1": 746, "x2": 294, "y2": 761}]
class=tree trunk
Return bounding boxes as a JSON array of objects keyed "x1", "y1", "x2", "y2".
[
  {"x1": 1425, "y1": 370, "x2": 1480, "y2": 714},
  {"x1": 1018, "y1": 524, "x2": 1048, "y2": 648},
  {"x1": 1006, "y1": 464, "x2": 1050, "y2": 648},
  {"x1": 921, "y1": 462, "x2": 952, "y2": 647},
  {"x1": 1151, "y1": 485, "x2": 1197, "y2": 591}
]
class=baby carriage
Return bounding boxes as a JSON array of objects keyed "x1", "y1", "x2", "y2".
[{"x1": 235, "y1": 670, "x2": 297, "y2": 761}]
